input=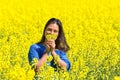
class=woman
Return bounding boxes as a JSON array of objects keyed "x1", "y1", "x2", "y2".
[{"x1": 28, "y1": 18, "x2": 71, "y2": 79}]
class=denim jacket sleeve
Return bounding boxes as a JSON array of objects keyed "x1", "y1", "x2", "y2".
[
  {"x1": 28, "y1": 44, "x2": 40, "y2": 70},
  {"x1": 59, "y1": 51, "x2": 71, "y2": 71},
  {"x1": 28, "y1": 44, "x2": 39, "y2": 62}
]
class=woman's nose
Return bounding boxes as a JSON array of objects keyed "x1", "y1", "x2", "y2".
[{"x1": 50, "y1": 30, "x2": 54, "y2": 34}]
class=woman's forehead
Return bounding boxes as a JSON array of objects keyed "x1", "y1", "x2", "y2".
[{"x1": 47, "y1": 23, "x2": 59, "y2": 30}]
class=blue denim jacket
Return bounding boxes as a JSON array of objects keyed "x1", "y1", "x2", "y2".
[{"x1": 28, "y1": 43, "x2": 71, "y2": 71}]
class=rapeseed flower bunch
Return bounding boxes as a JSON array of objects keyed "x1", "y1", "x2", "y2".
[{"x1": 46, "y1": 34, "x2": 57, "y2": 41}]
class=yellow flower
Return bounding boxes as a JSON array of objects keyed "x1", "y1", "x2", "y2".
[
  {"x1": 114, "y1": 76, "x2": 120, "y2": 80},
  {"x1": 47, "y1": 55, "x2": 53, "y2": 62},
  {"x1": 46, "y1": 34, "x2": 57, "y2": 40},
  {"x1": 30, "y1": 58, "x2": 38, "y2": 70}
]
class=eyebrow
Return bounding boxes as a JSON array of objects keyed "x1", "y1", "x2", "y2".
[
  {"x1": 54, "y1": 29, "x2": 58, "y2": 32},
  {"x1": 47, "y1": 27, "x2": 58, "y2": 30}
]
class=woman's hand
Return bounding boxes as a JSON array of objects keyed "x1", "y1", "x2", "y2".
[
  {"x1": 46, "y1": 39, "x2": 56, "y2": 52},
  {"x1": 45, "y1": 43, "x2": 51, "y2": 53}
]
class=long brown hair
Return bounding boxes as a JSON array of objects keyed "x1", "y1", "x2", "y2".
[{"x1": 37, "y1": 18, "x2": 69, "y2": 52}]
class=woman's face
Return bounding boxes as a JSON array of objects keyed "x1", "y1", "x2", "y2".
[{"x1": 45, "y1": 23, "x2": 59, "y2": 39}]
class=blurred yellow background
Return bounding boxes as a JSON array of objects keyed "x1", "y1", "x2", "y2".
[{"x1": 0, "y1": 0, "x2": 120, "y2": 79}]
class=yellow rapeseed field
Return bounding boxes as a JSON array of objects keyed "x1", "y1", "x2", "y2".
[{"x1": 0, "y1": 0, "x2": 120, "y2": 80}]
